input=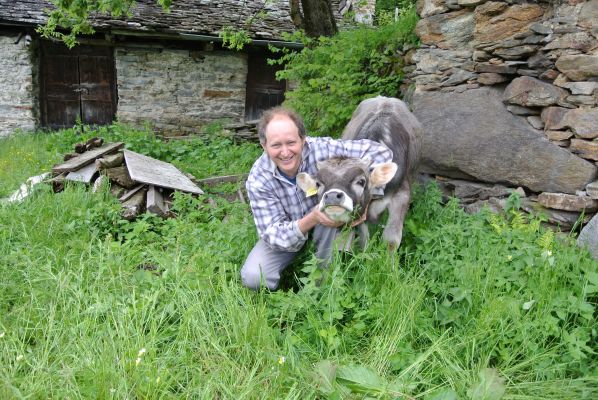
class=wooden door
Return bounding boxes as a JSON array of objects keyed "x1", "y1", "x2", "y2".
[
  {"x1": 245, "y1": 51, "x2": 286, "y2": 121},
  {"x1": 41, "y1": 42, "x2": 116, "y2": 129}
]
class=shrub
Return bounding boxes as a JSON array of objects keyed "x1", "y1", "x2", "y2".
[{"x1": 272, "y1": 6, "x2": 419, "y2": 136}]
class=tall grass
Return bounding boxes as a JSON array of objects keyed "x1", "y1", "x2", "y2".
[{"x1": 1, "y1": 127, "x2": 597, "y2": 399}]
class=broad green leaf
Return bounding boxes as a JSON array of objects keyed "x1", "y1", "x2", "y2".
[
  {"x1": 336, "y1": 364, "x2": 386, "y2": 395},
  {"x1": 467, "y1": 368, "x2": 506, "y2": 400},
  {"x1": 313, "y1": 360, "x2": 337, "y2": 395},
  {"x1": 427, "y1": 388, "x2": 458, "y2": 400}
]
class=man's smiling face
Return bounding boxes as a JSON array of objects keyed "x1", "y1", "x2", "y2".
[{"x1": 262, "y1": 115, "x2": 306, "y2": 178}]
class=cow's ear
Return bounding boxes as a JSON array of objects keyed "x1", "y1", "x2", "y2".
[
  {"x1": 297, "y1": 172, "x2": 318, "y2": 195},
  {"x1": 370, "y1": 162, "x2": 398, "y2": 186}
]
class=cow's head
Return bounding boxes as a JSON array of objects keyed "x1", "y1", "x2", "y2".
[{"x1": 297, "y1": 158, "x2": 398, "y2": 223}]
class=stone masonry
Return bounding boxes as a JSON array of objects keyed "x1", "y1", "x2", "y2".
[
  {"x1": 0, "y1": 33, "x2": 37, "y2": 137},
  {"x1": 115, "y1": 47, "x2": 247, "y2": 135},
  {"x1": 408, "y1": 0, "x2": 598, "y2": 245}
]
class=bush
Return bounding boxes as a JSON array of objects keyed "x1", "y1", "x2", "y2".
[{"x1": 272, "y1": 6, "x2": 419, "y2": 136}]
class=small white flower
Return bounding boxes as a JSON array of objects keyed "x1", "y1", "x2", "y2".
[
  {"x1": 16, "y1": 354, "x2": 24, "y2": 362},
  {"x1": 0, "y1": 332, "x2": 5, "y2": 339},
  {"x1": 135, "y1": 357, "x2": 142, "y2": 366},
  {"x1": 137, "y1": 348, "x2": 147, "y2": 357},
  {"x1": 278, "y1": 356, "x2": 286, "y2": 365},
  {"x1": 507, "y1": 255, "x2": 513, "y2": 261}
]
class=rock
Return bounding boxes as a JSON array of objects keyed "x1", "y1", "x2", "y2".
[
  {"x1": 517, "y1": 69, "x2": 540, "y2": 78},
  {"x1": 464, "y1": 198, "x2": 505, "y2": 214},
  {"x1": 539, "y1": 69, "x2": 560, "y2": 81},
  {"x1": 458, "y1": 0, "x2": 486, "y2": 6},
  {"x1": 560, "y1": 108, "x2": 598, "y2": 139},
  {"x1": 541, "y1": 106, "x2": 569, "y2": 130},
  {"x1": 577, "y1": 213, "x2": 598, "y2": 259},
  {"x1": 521, "y1": 198, "x2": 593, "y2": 231},
  {"x1": 416, "y1": 9, "x2": 475, "y2": 50},
  {"x1": 492, "y1": 45, "x2": 539, "y2": 60},
  {"x1": 473, "y1": 50, "x2": 491, "y2": 61},
  {"x1": 527, "y1": 53, "x2": 554, "y2": 69},
  {"x1": 507, "y1": 105, "x2": 540, "y2": 116},
  {"x1": 474, "y1": 2, "x2": 544, "y2": 45},
  {"x1": 545, "y1": 130, "x2": 573, "y2": 141},
  {"x1": 475, "y1": 62, "x2": 517, "y2": 74},
  {"x1": 527, "y1": 115, "x2": 544, "y2": 130},
  {"x1": 503, "y1": 76, "x2": 568, "y2": 107},
  {"x1": 566, "y1": 95, "x2": 597, "y2": 107},
  {"x1": 555, "y1": 55, "x2": 598, "y2": 81},
  {"x1": 414, "y1": 49, "x2": 474, "y2": 74},
  {"x1": 570, "y1": 139, "x2": 598, "y2": 161},
  {"x1": 538, "y1": 192, "x2": 598, "y2": 212},
  {"x1": 529, "y1": 22, "x2": 552, "y2": 35},
  {"x1": 478, "y1": 72, "x2": 508, "y2": 85},
  {"x1": 562, "y1": 82, "x2": 598, "y2": 96},
  {"x1": 579, "y1": 0, "x2": 598, "y2": 30},
  {"x1": 587, "y1": 180, "x2": 598, "y2": 199},
  {"x1": 417, "y1": 0, "x2": 449, "y2": 18},
  {"x1": 544, "y1": 32, "x2": 597, "y2": 52},
  {"x1": 438, "y1": 178, "x2": 517, "y2": 203},
  {"x1": 441, "y1": 69, "x2": 476, "y2": 86},
  {"x1": 412, "y1": 86, "x2": 598, "y2": 194}
]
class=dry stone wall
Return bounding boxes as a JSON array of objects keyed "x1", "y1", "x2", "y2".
[
  {"x1": 0, "y1": 33, "x2": 37, "y2": 137},
  {"x1": 407, "y1": 0, "x2": 598, "y2": 235},
  {"x1": 115, "y1": 47, "x2": 247, "y2": 135}
]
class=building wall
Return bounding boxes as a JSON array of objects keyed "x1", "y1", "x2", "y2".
[
  {"x1": 115, "y1": 47, "x2": 248, "y2": 135},
  {"x1": 0, "y1": 33, "x2": 37, "y2": 137}
]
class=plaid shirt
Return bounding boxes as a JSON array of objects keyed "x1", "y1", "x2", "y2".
[{"x1": 246, "y1": 136, "x2": 393, "y2": 252}]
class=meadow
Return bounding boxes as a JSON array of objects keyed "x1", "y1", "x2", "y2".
[{"x1": 1, "y1": 125, "x2": 597, "y2": 399}]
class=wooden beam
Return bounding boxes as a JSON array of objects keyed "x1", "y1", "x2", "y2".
[
  {"x1": 65, "y1": 162, "x2": 98, "y2": 183},
  {"x1": 196, "y1": 173, "x2": 248, "y2": 187},
  {"x1": 52, "y1": 142, "x2": 124, "y2": 173},
  {"x1": 146, "y1": 185, "x2": 167, "y2": 216}
]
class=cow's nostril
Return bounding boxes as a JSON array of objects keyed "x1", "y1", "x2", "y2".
[{"x1": 335, "y1": 192, "x2": 343, "y2": 200}]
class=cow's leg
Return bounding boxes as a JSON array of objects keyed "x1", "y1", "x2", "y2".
[
  {"x1": 382, "y1": 180, "x2": 412, "y2": 254},
  {"x1": 357, "y1": 223, "x2": 369, "y2": 249}
]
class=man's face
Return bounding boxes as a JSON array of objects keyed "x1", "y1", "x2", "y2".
[{"x1": 262, "y1": 115, "x2": 305, "y2": 178}]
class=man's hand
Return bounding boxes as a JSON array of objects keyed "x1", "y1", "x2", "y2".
[{"x1": 311, "y1": 207, "x2": 345, "y2": 228}]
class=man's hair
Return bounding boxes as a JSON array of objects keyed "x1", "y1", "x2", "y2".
[{"x1": 257, "y1": 106, "x2": 306, "y2": 144}]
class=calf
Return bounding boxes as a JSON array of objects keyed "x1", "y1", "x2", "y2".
[{"x1": 297, "y1": 96, "x2": 422, "y2": 252}]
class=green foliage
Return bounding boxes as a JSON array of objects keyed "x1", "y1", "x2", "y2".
[
  {"x1": 38, "y1": 1, "x2": 171, "y2": 48},
  {"x1": 375, "y1": 0, "x2": 417, "y2": 26},
  {"x1": 219, "y1": 26, "x2": 252, "y2": 50},
  {"x1": 272, "y1": 7, "x2": 419, "y2": 135}
]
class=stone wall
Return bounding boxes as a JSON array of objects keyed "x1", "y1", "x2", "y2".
[
  {"x1": 0, "y1": 33, "x2": 37, "y2": 137},
  {"x1": 407, "y1": 0, "x2": 598, "y2": 231},
  {"x1": 115, "y1": 47, "x2": 247, "y2": 135}
]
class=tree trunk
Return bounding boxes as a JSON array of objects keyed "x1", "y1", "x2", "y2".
[{"x1": 297, "y1": 0, "x2": 338, "y2": 38}]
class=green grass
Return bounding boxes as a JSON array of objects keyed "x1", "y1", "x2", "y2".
[{"x1": 1, "y1": 126, "x2": 597, "y2": 399}]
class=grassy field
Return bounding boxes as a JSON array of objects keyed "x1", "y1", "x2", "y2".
[{"x1": 1, "y1": 126, "x2": 597, "y2": 399}]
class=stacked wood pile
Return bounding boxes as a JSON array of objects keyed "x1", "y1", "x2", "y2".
[{"x1": 49, "y1": 137, "x2": 204, "y2": 220}]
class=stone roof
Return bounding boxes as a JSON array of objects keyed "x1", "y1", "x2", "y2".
[{"x1": 0, "y1": 0, "x2": 316, "y2": 41}]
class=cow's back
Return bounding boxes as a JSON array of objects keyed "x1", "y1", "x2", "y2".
[{"x1": 341, "y1": 96, "x2": 422, "y2": 190}]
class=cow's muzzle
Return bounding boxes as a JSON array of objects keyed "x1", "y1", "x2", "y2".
[{"x1": 319, "y1": 189, "x2": 354, "y2": 222}]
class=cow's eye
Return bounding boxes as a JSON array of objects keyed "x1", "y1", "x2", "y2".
[
  {"x1": 356, "y1": 178, "x2": 366, "y2": 187},
  {"x1": 315, "y1": 181, "x2": 321, "y2": 188}
]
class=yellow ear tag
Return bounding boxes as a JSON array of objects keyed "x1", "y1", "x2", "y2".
[{"x1": 306, "y1": 188, "x2": 318, "y2": 197}]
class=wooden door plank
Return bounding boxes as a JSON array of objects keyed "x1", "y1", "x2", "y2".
[
  {"x1": 52, "y1": 142, "x2": 124, "y2": 173},
  {"x1": 124, "y1": 150, "x2": 204, "y2": 195},
  {"x1": 65, "y1": 162, "x2": 98, "y2": 183}
]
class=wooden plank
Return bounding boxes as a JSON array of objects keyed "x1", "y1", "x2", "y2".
[
  {"x1": 65, "y1": 162, "x2": 98, "y2": 183},
  {"x1": 124, "y1": 150, "x2": 204, "y2": 195},
  {"x1": 196, "y1": 173, "x2": 248, "y2": 187},
  {"x1": 147, "y1": 185, "x2": 167, "y2": 216},
  {"x1": 52, "y1": 142, "x2": 124, "y2": 173},
  {"x1": 119, "y1": 184, "x2": 146, "y2": 202}
]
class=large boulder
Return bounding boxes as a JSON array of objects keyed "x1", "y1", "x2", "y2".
[
  {"x1": 578, "y1": 213, "x2": 598, "y2": 259},
  {"x1": 473, "y1": 2, "x2": 544, "y2": 45},
  {"x1": 416, "y1": 9, "x2": 475, "y2": 50},
  {"x1": 411, "y1": 86, "x2": 597, "y2": 194}
]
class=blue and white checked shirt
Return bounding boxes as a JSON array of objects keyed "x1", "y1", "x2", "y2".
[{"x1": 246, "y1": 136, "x2": 393, "y2": 252}]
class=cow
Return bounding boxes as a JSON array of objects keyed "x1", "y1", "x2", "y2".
[{"x1": 296, "y1": 96, "x2": 422, "y2": 254}]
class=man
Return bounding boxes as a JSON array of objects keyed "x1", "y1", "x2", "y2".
[{"x1": 241, "y1": 106, "x2": 393, "y2": 290}]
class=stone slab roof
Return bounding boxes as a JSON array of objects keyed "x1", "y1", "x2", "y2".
[{"x1": 0, "y1": 0, "x2": 310, "y2": 41}]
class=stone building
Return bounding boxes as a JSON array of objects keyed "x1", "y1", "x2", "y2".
[{"x1": 0, "y1": 0, "x2": 373, "y2": 137}]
